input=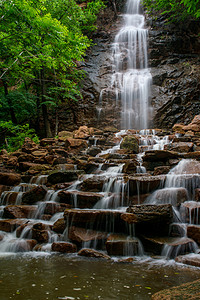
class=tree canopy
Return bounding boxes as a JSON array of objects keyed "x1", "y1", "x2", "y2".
[
  {"x1": 0, "y1": 0, "x2": 104, "y2": 138},
  {"x1": 143, "y1": 0, "x2": 200, "y2": 21}
]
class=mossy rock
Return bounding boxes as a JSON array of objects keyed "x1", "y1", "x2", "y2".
[{"x1": 120, "y1": 135, "x2": 139, "y2": 153}]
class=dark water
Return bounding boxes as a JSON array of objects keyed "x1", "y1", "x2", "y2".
[{"x1": 1, "y1": 254, "x2": 200, "y2": 300}]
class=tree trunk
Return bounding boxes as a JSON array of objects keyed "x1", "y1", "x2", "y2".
[
  {"x1": 40, "y1": 68, "x2": 52, "y2": 138},
  {"x1": 2, "y1": 79, "x2": 17, "y2": 124},
  {"x1": 55, "y1": 108, "x2": 59, "y2": 136}
]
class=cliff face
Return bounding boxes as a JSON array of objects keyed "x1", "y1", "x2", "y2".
[
  {"x1": 56, "y1": 4, "x2": 200, "y2": 131},
  {"x1": 148, "y1": 16, "x2": 200, "y2": 129}
]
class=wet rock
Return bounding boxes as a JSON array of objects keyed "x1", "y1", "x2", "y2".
[
  {"x1": 86, "y1": 146, "x2": 102, "y2": 157},
  {"x1": 64, "y1": 209, "x2": 125, "y2": 233},
  {"x1": 122, "y1": 159, "x2": 138, "y2": 174},
  {"x1": 47, "y1": 170, "x2": 80, "y2": 184},
  {"x1": 0, "y1": 185, "x2": 11, "y2": 197},
  {"x1": 32, "y1": 223, "x2": 50, "y2": 243},
  {"x1": 51, "y1": 242, "x2": 77, "y2": 253},
  {"x1": 78, "y1": 248, "x2": 110, "y2": 259},
  {"x1": 76, "y1": 160, "x2": 99, "y2": 173},
  {"x1": 52, "y1": 218, "x2": 66, "y2": 234},
  {"x1": 187, "y1": 225, "x2": 200, "y2": 245},
  {"x1": 153, "y1": 166, "x2": 171, "y2": 175},
  {"x1": 128, "y1": 175, "x2": 165, "y2": 195},
  {"x1": 143, "y1": 150, "x2": 178, "y2": 161},
  {"x1": 181, "y1": 202, "x2": 200, "y2": 224},
  {"x1": 106, "y1": 234, "x2": 139, "y2": 256},
  {"x1": 122, "y1": 204, "x2": 173, "y2": 236},
  {"x1": 170, "y1": 223, "x2": 187, "y2": 237},
  {"x1": 0, "y1": 172, "x2": 21, "y2": 186},
  {"x1": 120, "y1": 135, "x2": 139, "y2": 154},
  {"x1": 164, "y1": 142, "x2": 194, "y2": 153},
  {"x1": 148, "y1": 187, "x2": 188, "y2": 206},
  {"x1": 58, "y1": 190, "x2": 104, "y2": 208},
  {"x1": 152, "y1": 278, "x2": 200, "y2": 299},
  {"x1": 68, "y1": 226, "x2": 107, "y2": 244},
  {"x1": 175, "y1": 254, "x2": 200, "y2": 267},
  {"x1": 42, "y1": 202, "x2": 70, "y2": 215},
  {"x1": 0, "y1": 191, "x2": 21, "y2": 205},
  {"x1": 3, "y1": 205, "x2": 37, "y2": 219},
  {"x1": 195, "y1": 188, "x2": 200, "y2": 201},
  {"x1": 172, "y1": 159, "x2": 200, "y2": 174},
  {"x1": 0, "y1": 219, "x2": 27, "y2": 232},
  {"x1": 22, "y1": 185, "x2": 47, "y2": 204},
  {"x1": 81, "y1": 176, "x2": 105, "y2": 192}
]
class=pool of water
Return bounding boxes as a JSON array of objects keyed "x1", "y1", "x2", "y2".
[{"x1": 1, "y1": 254, "x2": 200, "y2": 300}]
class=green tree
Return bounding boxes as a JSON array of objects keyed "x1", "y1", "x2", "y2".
[
  {"x1": 143, "y1": 0, "x2": 200, "y2": 21},
  {"x1": 0, "y1": 0, "x2": 104, "y2": 137}
]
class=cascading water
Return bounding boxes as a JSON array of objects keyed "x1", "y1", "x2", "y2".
[{"x1": 111, "y1": 0, "x2": 152, "y2": 129}]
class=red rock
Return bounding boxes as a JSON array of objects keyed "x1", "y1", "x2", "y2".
[
  {"x1": 3, "y1": 205, "x2": 37, "y2": 219},
  {"x1": 52, "y1": 218, "x2": 66, "y2": 234},
  {"x1": 0, "y1": 219, "x2": 26, "y2": 232},
  {"x1": 74, "y1": 126, "x2": 94, "y2": 139},
  {"x1": 183, "y1": 115, "x2": 200, "y2": 132},
  {"x1": 78, "y1": 248, "x2": 110, "y2": 259},
  {"x1": 51, "y1": 242, "x2": 77, "y2": 253},
  {"x1": 58, "y1": 190, "x2": 104, "y2": 208},
  {"x1": 22, "y1": 185, "x2": 47, "y2": 204},
  {"x1": 0, "y1": 172, "x2": 21, "y2": 186},
  {"x1": 187, "y1": 225, "x2": 200, "y2": 245}
]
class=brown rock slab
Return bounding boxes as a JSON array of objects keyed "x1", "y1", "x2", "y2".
[
  {"x1": 0, "y1": 219, "x2": 27, "y2": 232},
  {"x1": 106, "y1": 234, "x2": 139, "y2": 256},
  {"x1": 81, "y1": 176, "x2": 105, "y2": 192},
  {"x1": 128, "y1": 175, "x2": 165, "y2": 195},
  {"x1": 58, "y1": 190, "x2": 104, "y2": 208},
  {"x1": 143, "y1": 150, "x2": 178, "y2": 161},
  {"x1": 175, "y1": 254, "x2": 200, "y2": 267},
  {"x1": 3, "y1": 205, "x2": 37, "y2": 219},
  {"x1": 0, "y1": 172, "x2": 21, "y2": 186},
  {"x1": 52, "y1": 218, "x2": 66, "y2": 234},
  {"x1": 22, "y1": 185, "x2": 47, "y2": 204},
  {"x1": 164, "y1": 142, "x2": 194, "y2": 153},
  {"x1": 52, "y1": 242, "x2": 77, "y2": 253},
  {"x1": 47, "y1": 170, "x2": 81, "y2": 184},
  {"x1": 78, "y1": 248, "x2": 110, "y2": 259},
  {"x1": 187, "y1": 225, "x2": 200, "y2": 245}
]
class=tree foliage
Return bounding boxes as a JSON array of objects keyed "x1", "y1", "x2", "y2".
[
  {"x1": 143, "y1": 0, "x2": 200, "y2": 21},
  {"x1": 0, "y1": 0, "x2": 105, "y2": 137}
]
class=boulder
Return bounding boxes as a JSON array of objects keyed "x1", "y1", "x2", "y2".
[
  {"x1": 120, "y1": 135, "x2": 139, "y2": 154},
  {"x1": 58, "y1": 190, "x2": 104, "y2": 208},
  {"x1": 6, "y1": 239, "x2": 37, "y2": 252},
  {"x1": 81, "y1": 176, "x2": 105, "y2": 192},
  {"x1": 3, "y1": 205, "x2": 37, "y2": 219},
  {"x1": 52, "y1": 218, "x2": 66, "y2": 234},
  {"x1": 58, "y1": 131, "x2": 74, "y2": 141},
  {"x1": 65, "y1": 138, "x2": 88, "y2": 151},
  {"x1": 51, "y1": 242, "x2": 77, "y2": 253},
  {"x1": 0, "y1": 219, "x2": 27, "y2": 232},
  {"x1": 76, "y1": 160, "x2": 99, "y2": 173},
  {"x1": 22, "y1": 185, "x2": 47, "y2": 204},
  {"x1": 153, "y1": 166, "x2": 171, "y2": 175},
  {"x1": 42, "y1": 202, "x2": 70, "y2": 215},
  {"x1": 0, "y1": 172, "x2": 21, "y2": 186},
  {"x1": 152, "y1": 278, "x2": 200, "y2": 300},
  {"x1": 86, "y1": 146, "x2": 102, "y2": 157},
  {"x1": 147, "y1": 187, "x2": 188, "y2": 206},
  {"x1": 183, "y1": 115, "x2": 200, "y2": 132},
  {"x1": 106, "y1": 234, "x2": 139, "y2": 256},
  {"x1": 175, "y1": 254, "x2": 200, "y2": 268},
  {"x1": 164, "y1": 142, "x2": 194, "y2": 153},
  {"x1": 47, "y1": 170, "x2": 81, "y2": 184},
  {"x1": 21, "y1": 137, "x2": 38, "y2": 153},
  {"x1": 74, "y1": 126, "x2": 94, "y2": 139},
  {"x1": 128, "y1": 175, "x2": 165, "y2": 195},
  {"x1": 64, "y1": 209, "x2": 126, "y2": 233},
  {"x1": 172, "y1": 123, "x2": 185, "y2": 134},
  {"x1": 121, "y1": 204, "x2": 173, "y2": 236},
  {"x1": 32, "y1": 223, "x2": 50, "y2": 243},
  {"x1": 78, "y1": 248, "x2": 110, "y2": 259},
  {"x1": 122, "y1": 160, "x2": 138, "y2": 174},
  {"x1": 143, "y1": 150, "x2": 178, "y2": 161},
  {"x1": 187, "y1": 225, "x2": 200, "y2": 245}
]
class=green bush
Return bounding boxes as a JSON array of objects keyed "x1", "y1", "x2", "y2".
[{"x1": 0, "y1": 121, "x2": 39, "y2": 152}]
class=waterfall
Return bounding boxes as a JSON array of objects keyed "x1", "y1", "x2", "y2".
[{"x1": 111, "y1": 0, "x2": 152, "y2": 129}]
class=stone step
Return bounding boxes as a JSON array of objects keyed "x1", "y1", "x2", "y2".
[
  {"x1": 106, "y1": 234, "x2": 140, "y2": 256},
  {"x1": 58, "y1": 190, "x2": 104, "y2": 208}
]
